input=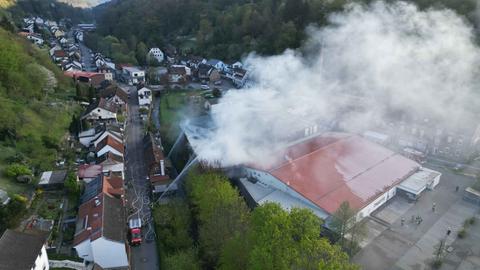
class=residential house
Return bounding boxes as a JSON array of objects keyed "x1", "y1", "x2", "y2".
[
  {"x1": 65, "y1": 71, "x2": 106, "y2": 88},
  {"x1": 148, "y1": 47, "x2": 164, "y2": 63},
  {"x1": 78, "y1": 124, "x2": 123, "y2": 147},
  {"x1": 73, "y1": 193, "x2": 128, "y2": 269},
  {"x1": 63, "y1": 61, "x2": 83, "y2": 72},
  {"x1": 23, "y1": 33, "x2": 44, "y2": 45},
  {"x1": 92, "y1": 130, "x2": 123, "y2": 149},
  {"x1": 143, "y1": 134, "x2": 176, "y2": 194},
  {"x1": 99, "y1": 85, "x2": 128, "y2": 110},
  {"x1": 206, "y1": 59, "x2": 227, "y2": 72},
  {"x1": 96, "y1": 135, "x2": 125, "y2": 158},
  {"x1": 231, "y1": 61, "x2": 243, "y2": 69},
  {"x1": 138, "y1": 87, "x2": 153, "y2": 109},
  {"x1": 38, "y1": 170, "x2": 68, "y2": 190},
  {"x1": 0, "y1": 230, "x2": 49, "y2": 270},
  {"x1": 80, "y1": 175, "x2": 124, "y2": 204},
  {"x1": 52, "y1": 49, "x2": 68, "y2": 62},
  {"x1": 121, "y1": 66, "x2": 145, "y2": 85},
  {"x1": 96, "y1": 152, "x2": 124, "y2": 175},
  {"x1": 53, "y1": 29, "x2": 65, "y2": 38},
  {"x1": 77, "y1": 164, "x2": 103, "y2": 183},
  {"x1": 198, "y1": 64, "x2": 221, "y2": 82},
  {"x1": 0, "y1": 189, "x2": 10, "y2": 205},
  {"x1": 164, "y1": 45, "x2": 177, "y2": 63},
  {"x1": 81, "y1": 98, "x2": 118, "y2": 123},
  {"x1": 168, "y1": 65, "x2": 191, "y2": 84},
  {"x1": 187, "y1": 56, "x2": 206, "y2": 70},
  {"x1": 225, "y1": 67, "x2": 249, "y2": 88}
]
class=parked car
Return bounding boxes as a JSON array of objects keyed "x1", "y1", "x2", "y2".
[
  {"x1": 201, "y1": 84, "x2": 210, "y2": 90},
  {"x1": 214, "y1": 80, "x2": 222, "y2": 85}
]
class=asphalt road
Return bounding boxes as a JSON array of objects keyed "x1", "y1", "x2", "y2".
[{"x1": 123, "y1": 84, "x2": 160, "y2": 270}]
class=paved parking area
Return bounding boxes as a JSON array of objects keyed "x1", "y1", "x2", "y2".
[{"x1": 353, "y1": 165, "x2": 479, "y2": 270}]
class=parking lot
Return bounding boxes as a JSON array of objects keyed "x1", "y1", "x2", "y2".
[{"x1": 353, "y1": 165, "x2": 480, "y2": 270}]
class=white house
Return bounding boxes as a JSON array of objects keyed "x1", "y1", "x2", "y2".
[
  {"x1": 206, "y1": 59, "x2": 227, "y2": 72},
  {"x1": 74, "y1": 193, "x2": 128, "y2": 269},
  {"x1": 26, "y1": 34, "x2": 44, "y2": 45},
  {"x1": 81, "y1": 98, "x2": 118, "y2": 123},
  {"x1": 148, "y1": 47, "x2": 164, "y2": 63},
  {"x1": 0, "y1": 229, "x2": 50, "y2": 270},
  {"x1": 138, "y1": 87, "x2": 152, "y2": 109},
  {"x1": 122, "y1": 66, "x2": 145, "y2": 85}
]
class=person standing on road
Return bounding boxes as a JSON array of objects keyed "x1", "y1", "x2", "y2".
[
  {"x1": 456, "y1": 186, "x2": 459, "y2": 192},
  {"x1": 432, "y1": 203, "x2": 436, "y2": 212}
]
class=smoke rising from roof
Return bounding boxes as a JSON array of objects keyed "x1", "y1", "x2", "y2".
[{"x1": 190, "y1": 1, "x2": 480, "y2": 167}]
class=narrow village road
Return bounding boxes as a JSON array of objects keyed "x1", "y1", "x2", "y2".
[{"x1": 123, "y1": 84, "x2": 160, "y2": 270}]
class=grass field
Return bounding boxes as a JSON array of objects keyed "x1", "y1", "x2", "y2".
[{"x1": 159, "y1": 90, "x2": 203, "y2": 151}]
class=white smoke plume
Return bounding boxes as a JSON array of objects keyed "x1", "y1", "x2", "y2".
[{"x1": 190, "y1": 1, "x2": 480, "y2": 167}]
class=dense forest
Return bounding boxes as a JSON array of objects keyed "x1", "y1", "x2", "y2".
[{"x1": 90, "y1": 0, "x2": 480, "y2": 62}]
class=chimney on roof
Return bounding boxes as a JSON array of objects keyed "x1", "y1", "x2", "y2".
[{"x1": 160, "y1": 160, "x2": 165, "y2": 176}]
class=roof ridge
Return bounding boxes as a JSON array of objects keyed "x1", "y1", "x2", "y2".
[{"x1": 269, "y1": 134, "x2": 352, "y2": 172}]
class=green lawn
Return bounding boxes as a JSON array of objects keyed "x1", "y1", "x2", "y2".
[
  {"x1": 159, "y1": 90, "x2": 202, "y2": 151},
  {"x1": 0, "y1": 146, "x2": 33, "y2": 196}
]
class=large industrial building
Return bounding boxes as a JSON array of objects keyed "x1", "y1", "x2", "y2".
[{"x1": 238, "y1": 132, "x2": 441, "y2": 222}]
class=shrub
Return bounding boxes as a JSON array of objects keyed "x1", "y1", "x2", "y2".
[
  {"x1": 458, "y1": 229, "x2": 466, "y2": 239},
  {"x1": 4, "y1": 163, "x2": 31, "y2": 178}
]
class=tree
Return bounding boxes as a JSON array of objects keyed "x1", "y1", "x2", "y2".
[
  {"x1": 65, "y1": 172, "x2": 80, "y2": 201},
  {"x1": 153, "y1": 199, "x2": 193, "y2": 253},
  {"x1": 4, "y1": 163, "x2": 31, "y2": 178},
  {"x1": 330, "y1": 201, "x2": 366, "y2": 255},
  {"x1": 88, "y1": 85, "x2": 96, "y2": 102},
  {"x1": 185, "y1": 170, "x2": 250, "y2": 268},
  {"x1": 135, "y1": 42, "x2": 148, "y2": 66},
  {"x1": 163, "y1": 248, "x2": 201, "y2": 270},
  {"x1": 241, "y1": 203, "x2": 358, "y2": 270}
]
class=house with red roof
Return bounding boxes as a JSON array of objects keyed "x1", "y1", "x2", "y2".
[
  {"x1": 74, "y1": 173, "x2": 126, "y2": 269},
  {"x1": 240, "y1": 133, "x2": 441, "y2": 222},
  {"x1": 73, "y1": 192, "x2": 128, "y2": 269},
  {"x1": 77, "y1": 164, "x2": 103, "y2": 183},
  {"x1": 96, "y1": 135, "x2": 124, "y2": 158}
]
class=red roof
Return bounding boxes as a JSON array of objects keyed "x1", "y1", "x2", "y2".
[
  {"x1": 102, "y1": 176, "x2": 124, "y2": 197},
  {"x1": 96, "y1": 135, "x2": 124, "y2": 155},
  {"x1": 258, "y1": 133, "x2": 420, "y2": 214},
  {"x1": 77, "y1": 164, "x2": 103, "y2": 179},
  {"x1": 64, "y1": 71, "x2": 103, "y2": 78}
]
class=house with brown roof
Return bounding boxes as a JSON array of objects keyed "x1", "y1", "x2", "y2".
[
  {"x1": 73, "y1": 192, "x2": 128, "y2": 269},
  {"x1": 81, "y1": 98, "x2": 118, "y2": 123},
  {"x1": 96, "y1": 152, "x2": 124, "y2": 175},
  {"x1": 99, "y1": 85, "x2": 128, "y2": 110},
  {"x1": 77, "y1": 164, "x2": 103, "y2": 183},
  {"x1": 143, "y1": 133, "x2": 176, "y2": 194},
  {"x1": 96, "y1": 135, "x2": 124, "y2": 158}
]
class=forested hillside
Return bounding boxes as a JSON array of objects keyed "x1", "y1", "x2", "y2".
[
  {"x1": 90, "y1": 0, "x2": 480, "y2": 61},
  {"x1": 0, "y1": 26, "x2": 77, "y2": 173}
]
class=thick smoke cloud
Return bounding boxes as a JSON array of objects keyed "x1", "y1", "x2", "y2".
[{"x1": 191, "y1": 1, "x2": 480, "y2": 167}]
